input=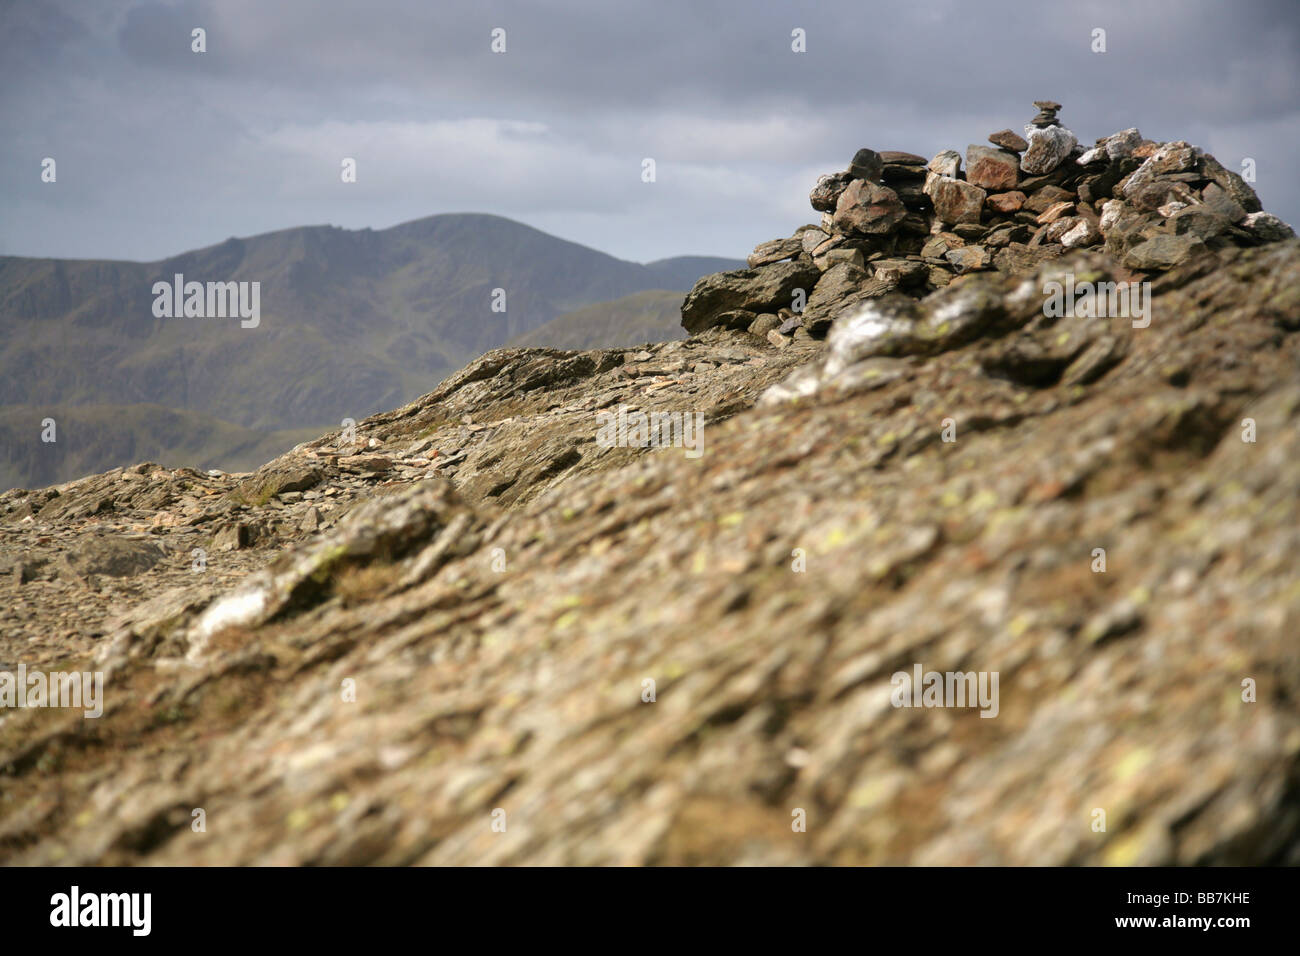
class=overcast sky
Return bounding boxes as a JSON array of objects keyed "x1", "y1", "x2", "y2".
[{"x1": 2, "y1": 0, "x2": 1297, "y2": 264}]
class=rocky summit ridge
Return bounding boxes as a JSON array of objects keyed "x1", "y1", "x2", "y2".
[
  {"x1": 1, "y1": 103, "x2": 1299, "y2": 865},
  {"x1": 682, "y1": 100, "x2": 1292, "y2": 341}
]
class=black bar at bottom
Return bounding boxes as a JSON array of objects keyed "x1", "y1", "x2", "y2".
[{"x1": 0, "y1": 866, "x2": 1286, "y2": 942}]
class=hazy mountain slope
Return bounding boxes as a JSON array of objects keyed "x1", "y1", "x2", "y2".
[
  {"x1": 0, "y1": 215, "x2": 676, "y2": 429},
  {"x1": 643, "y1": 256, "x2": 746, "y2": 289},
  {"x1": 0, "y1": 215, "x2": 728, "y2": 488},
  {"x1": 506, "y1": 289, "x2": 687, "y2": 350},
  {"x1": 0, "y1": 404, "x2": 319, "y2": 490}
]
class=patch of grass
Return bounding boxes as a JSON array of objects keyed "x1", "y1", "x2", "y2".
[
  {"x1": 416, "y1": 416, "x2": 455, "y2": 440},
  {"x1": 149, "y1": 703, "x2": 191, "y2": 729},
  {"x1": 226, "y1": 476, "x2": 279, "y2": 508},
  {"x1": 333, "y1": 560, "x2": 397, "y2": 605}
]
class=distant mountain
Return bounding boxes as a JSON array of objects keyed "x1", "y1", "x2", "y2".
[
  {"x1": 0, "y1": 404, "x2": 319, "y2": 491},
  {"x1": 0, "y1": 214, "x2": 736, "y2": 488},
  {"x1": 642, "y1": 256, "x2": 747, "y2": 290},
  {"x1": 507, "y1": 289, "x2": 688, "y2": 350}
]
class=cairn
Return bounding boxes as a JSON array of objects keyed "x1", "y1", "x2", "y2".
[{"x1": 681, "y1": 100, "x2": 1294, "y2": 341}]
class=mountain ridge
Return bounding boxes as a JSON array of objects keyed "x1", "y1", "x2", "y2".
[
  {"x1": 0, "y1": 212, "x2": 739, "y2": 272},
  {"x1": 0, "y1": 213, "x2": 741, "y2": 489}
]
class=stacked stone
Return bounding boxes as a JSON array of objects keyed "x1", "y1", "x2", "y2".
[{"x1": 680, "y1": 100, "x2": 1295, "y2": 340}]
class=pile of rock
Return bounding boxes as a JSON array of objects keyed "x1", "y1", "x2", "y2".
[{"x1": 681, "y1": 100, "x2": 1295, "y2": 342}]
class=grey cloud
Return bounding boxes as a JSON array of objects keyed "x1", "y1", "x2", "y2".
[{"x1": 1, "y1": 0, "x2": 1296, "y2": 262}]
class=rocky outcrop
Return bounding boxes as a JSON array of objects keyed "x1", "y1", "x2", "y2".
[{"x1": 681, "y1": 260, "x2": 821, "y2": 334}]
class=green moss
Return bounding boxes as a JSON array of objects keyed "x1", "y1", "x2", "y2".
[{"x1": 309, "y1": 543, "x2": 351, "y2": 584}]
